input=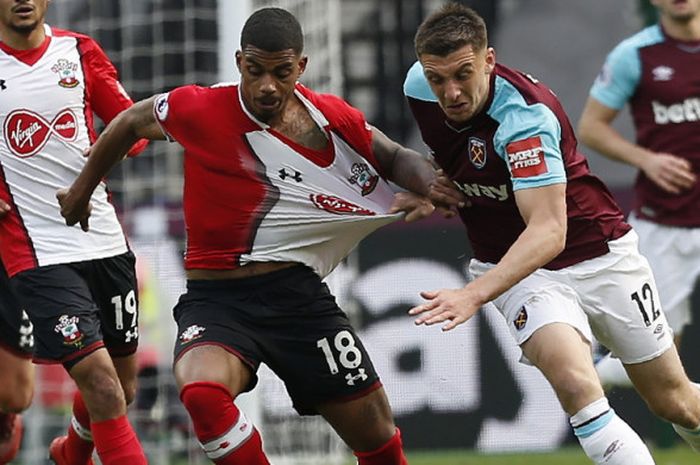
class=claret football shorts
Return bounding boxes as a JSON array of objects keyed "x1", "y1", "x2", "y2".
[
  {"x1": 11, "y1": 252, "x2": 139, "y2": 368},
  {"x1": 173, "y1": 264, "x2": 382, "y2": 415},
  {"x1": 469, "y1": 230, "x2": 674, "y2": 365}
]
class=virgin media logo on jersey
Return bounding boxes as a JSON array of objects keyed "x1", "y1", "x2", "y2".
[
  {"x1": 505, "y1": 136, "x2": 548, "y2": 178},
  {"x1": 310, "y1": 193, "x2": 375, "y2": 216},
  {"x1": 652, "y1": 98, "x2": 700, "y2": 124},
  {"x1": 4, "y1": 109, "x2": 78, "y2": 158}
]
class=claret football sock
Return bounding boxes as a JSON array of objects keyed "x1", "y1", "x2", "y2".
[
  {"x1": 353, "y1": 428, "x2": 408, "y2": 465},
  {"x1": 91, "y1": 415, "x2": 147, "y2": 465},
  {"x1": 571, "y1": 397, "x2": 655, "y2": 465},
  {"x1": 180, "y1": 381, "x2": 270, "y2": 465}
]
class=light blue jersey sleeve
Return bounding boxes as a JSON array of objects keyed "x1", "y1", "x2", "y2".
[
  {"x1": 589, "y1": 25, "x2": 663, "y2": 110},
  {"x1": 403, "y1": 61, "x2": 437, "y2": 102},
  {"x1": 489, "y1": 77, "x2": 567, "y2": 191}
]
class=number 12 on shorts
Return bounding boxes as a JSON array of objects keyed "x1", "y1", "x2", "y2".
[
  {"x1": 317, "y1": 330, "x2": 362, "y2": 374},
  {"x1": 631, "y1": 282, "x2": 660, "y2": 327}
]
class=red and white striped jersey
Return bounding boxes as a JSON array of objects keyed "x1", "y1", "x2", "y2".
[
  {"x1": 0, "y1": 25, "x2": 145, "y2": 277},
  {"x1": 154, "y1": 82, "x2": 400, "y2": 278}
]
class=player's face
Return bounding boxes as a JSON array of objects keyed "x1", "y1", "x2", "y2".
[
  {"x1": 0, "y1": 0, "x2": 48, "y2": 34},
  {"x1": 652, "y1": 0, "x2": 700, "y2": 21},
  {"x1": 420, "y1": 44, "x2": 496, "y2": 124},
  {"x1": 236, "y1": 45, "x2": 307, "y2": 123}
]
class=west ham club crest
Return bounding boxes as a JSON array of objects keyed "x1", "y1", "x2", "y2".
[{"x1": 468, "y1": 137, "x2": 487, "y2": 169}]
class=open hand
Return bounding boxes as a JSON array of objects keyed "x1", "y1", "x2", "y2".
[
  {"x1": 641, "y1": 152, "x2": 696, "y2": 194},
  {"x1": 408, "y1": 287, "x2": 483, "y2": 331}
]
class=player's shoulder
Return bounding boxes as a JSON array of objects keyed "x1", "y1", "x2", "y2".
[
  {"x1": 610, "y1": 24, "x2": 664, "y2": 58},
  {"x1": 49, "y1": 25, "x2": 97, "y2": 46},
  {"x1": 403, "y1": 61, "x2": 437, "y2": 102},
  {"x1": 170, "y1": 82, "x2": 237, "y2": 100}
]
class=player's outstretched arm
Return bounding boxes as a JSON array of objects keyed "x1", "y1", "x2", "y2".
[
  {"x1": 578, "y1": 97, "x2": 696, "y2": 194},
  {"x1": 409, "y1": 183, "x2": 567, "y2": 331},
  {"x1": 57, "y1": 96, "x2": 165, "y2": 231},
  {"x1": 370, "y1": 125, "x2": 464, "y2": 214}
]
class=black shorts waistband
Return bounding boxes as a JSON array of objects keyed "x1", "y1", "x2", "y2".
[{"x1": 186, "y1": 264, "x2": 316, "y2": 291}]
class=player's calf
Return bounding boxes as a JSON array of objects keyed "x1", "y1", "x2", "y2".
[{"x1": 180, "y1": 381, "x2": 270, "y2": 465}]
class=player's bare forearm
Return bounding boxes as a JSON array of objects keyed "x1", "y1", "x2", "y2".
[
  {"x1": 474, "y1": 184, "x2": 567, "y2": 303},
  {"x1": 371, "y1": 125, "x2": 434, "y2": 195},
  {"x1": 578, "y1": 97, "x2": 652, "y2": 169},
  {"x1": 59, "y1": 96, "x2": 164, "y2": 227}
]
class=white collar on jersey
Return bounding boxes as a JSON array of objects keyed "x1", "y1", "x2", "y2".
[{"x1": 237, "y1": 83, "x2": 330, "y2": 131}]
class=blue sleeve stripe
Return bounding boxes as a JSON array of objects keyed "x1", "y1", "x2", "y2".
[
  {"x1": 403, "y1": 61, "x2": 438, "y2": 102},
  {"x1": 488, "y1": 77, "x2": 567, "y2": 190},
  {"x1": 589, "y1": 25, "x2": 663, "y2": 110}
]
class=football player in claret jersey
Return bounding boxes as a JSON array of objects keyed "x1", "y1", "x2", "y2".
[
  {"x1": 578, "y1": 0, "x2": 700, "y2": 388},
  {"x1": 0, "y1": 1, "x2": 148, "y2": 464},
  {"x1": 404, "y1": 3, "x2": 700, "y2": 463},
  {"x1": 58, "y1": 7, "x2": 462, "y2": 465}
]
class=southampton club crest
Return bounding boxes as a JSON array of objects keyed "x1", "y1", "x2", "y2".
[
  {"x1": 468, "y1": 137, "x2": 487, "y2": 170},
  {"x1": 348, "y1": 163, "x2": 379, "y2": 196},
  {"x1": 54, "y1": 315, "x2": 84, "y2": 348},
  {"x1": 51, "y1": 58, "x2": 80, "y2": 88},
  {"x1": 179, "y1": 325, "x2": 206, "y2": 344}
]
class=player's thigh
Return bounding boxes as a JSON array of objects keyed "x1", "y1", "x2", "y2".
[
  {"x1": 86, "y1": 252, "x2": 140, "y2": 358},
  {"x1": 10, "y1": 264, "x2": 104, "y2": 366},
  {"x1": 469, "y1": 259, "x2": 593, "y2": 362},
  {"x1": 573, "y1": 231, "x2": 674, "y2": 364},
  {"x1": 0, "y1": 346, "x2": 33, "y2": 412},
  {"x1": 630, "y1": 215, "x2": 700, "y2": 332},
  {"x1": 172, "y1": 282, "x2": 260, "y2": 396},
  {"x1": 316, "y1": 385, "x2": 396, "y2": 452}
]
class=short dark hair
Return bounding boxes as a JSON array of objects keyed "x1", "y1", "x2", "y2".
[
  {"x1": 414, "y1": 3, "x2": 488, "y2": 57},
  {"x1": 240, "y1": 7, "x2": 304, "y2": 54}
]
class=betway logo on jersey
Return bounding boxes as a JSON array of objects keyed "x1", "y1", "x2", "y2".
[
  {"x1": 505, "y1": 136, "x2": 548, "y2": 178},
  {"x1": 4, "y1": 109, "x2": 78, "y2": 158},
  {"x1": 652, "y1": 98, "x2": 700, "y2": 125},
  {"x1": 454, "y1": 182, "x2": 509, "y2": 201},
  {"x1": 310, "y1": 194, "x2": 375, "y2": 215}
]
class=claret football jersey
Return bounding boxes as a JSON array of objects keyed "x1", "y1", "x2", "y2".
[
  {"x1": 0, "y1": 25, "x2": 145, "y2": 276},
  {"x1": 590, "y1": 24, "x2": 700, "y2": 226},
  {"x1": 405, "y1": 62, "x2": 630, "y2": 269},
  {"x1": 154, "y1": 82, "x2": 400, "y2": 278}
]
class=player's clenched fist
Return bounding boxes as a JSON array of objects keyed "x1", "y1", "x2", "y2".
[{"x1": 56, "y1": 188, "x2": 92, "y2": 232}]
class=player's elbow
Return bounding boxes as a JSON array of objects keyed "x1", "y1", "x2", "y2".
[
  {"x1": 576, "y1": 116, "x2": 596, "y2": 148},
  {"x1": 544, "y1": 220, "x2": 567, "y2": 260}
]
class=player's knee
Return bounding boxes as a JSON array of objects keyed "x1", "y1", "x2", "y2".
[
  {"x1": 550, "y1": 369, "x2": 602, "y2": 414},
  {"x1": 0, "y1": 389, "x2": 33, "y2": 413},
  {"x1": 73, "y1": 364, "x2": 126, "y2": 416}
]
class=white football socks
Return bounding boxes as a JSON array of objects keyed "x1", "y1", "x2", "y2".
[{"x1": 571, "y1": 398, "x2": 655, "y2": 465}]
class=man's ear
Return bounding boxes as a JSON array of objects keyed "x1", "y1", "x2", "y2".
[
  {"x1": 297, "y1": 55, "x2": 308, "y2": 77},
  {"x1": 235, "y1": 50, "x2": 242, "y2": 72},
  {"x1": 485, "y1": 47, "x2": 496, "y2": 75}
]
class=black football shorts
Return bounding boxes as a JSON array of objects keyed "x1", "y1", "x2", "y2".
[
  {"x1": 11, "y1": 252, "x2": 139, "y2": 368},
  {"x1": 0, "y1": 261, "x2": 33, "y2": 357},
  {"x1": 173, "y1": 265, "x2": 381, "y2": 415}
]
